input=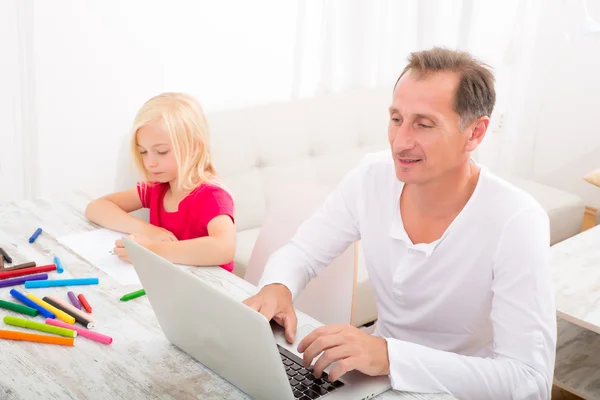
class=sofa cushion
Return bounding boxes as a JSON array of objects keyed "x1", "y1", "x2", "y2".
[
  {"x1": 233, "y1": 228, "x2": 261, "y2": 278},
  {"x1": 354, "y1": 241, "x2": 378, "y2": 327},
  {"x1": 208, "y1": 88, "x2": 391, "y2": 232},
  {"x1": 503, "y1": 176, "x2": 585, "y2": 245}
]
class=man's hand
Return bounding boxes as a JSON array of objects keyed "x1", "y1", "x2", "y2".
[
  {"x1": 113, "y1": 234, "x2": 155, "y2": 263},
  {"x1": 243, "y1": 284, "x2": 298, "y2": 343},
  {"x1": 298, "y1": 324, "x2": 390, "y2": 382}
]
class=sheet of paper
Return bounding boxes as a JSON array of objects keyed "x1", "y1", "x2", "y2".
[{"x1": 57, "y1": 228, "x2": 141, "y2": 285}]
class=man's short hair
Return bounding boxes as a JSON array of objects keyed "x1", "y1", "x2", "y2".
[{"x1": 397, "y1": 47, "x2": 496, "y2": 129}]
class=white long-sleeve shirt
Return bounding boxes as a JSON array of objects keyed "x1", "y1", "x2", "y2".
[{"x1": 259, "y1": 151, "x2": 556, "y2": 399}]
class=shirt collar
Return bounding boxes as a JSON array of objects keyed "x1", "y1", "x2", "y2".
[{"x1": 388, "y1": 168, "x2": 486, "y2": 257}]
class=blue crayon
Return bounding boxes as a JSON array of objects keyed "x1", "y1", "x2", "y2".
[
  {"x1": 53, "y1": 256, "x2": 64, "y2": 274},
  {"x1": 28, "y1": 228, "x2": 43, "y2": 243},
  {"x1": 25, "y1": 277, "x2": 99, "y2": 288},
  {"x1": 9, "y1": 288, "x2": 56, "y2": 319}
]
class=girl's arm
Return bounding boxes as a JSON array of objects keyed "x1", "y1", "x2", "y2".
[
  {"x1": 85, "y1": 189, "x2": 170, "y2": 238},
  {"x1": 145, "y1": 215, "x2": 235, "y2": 266}
]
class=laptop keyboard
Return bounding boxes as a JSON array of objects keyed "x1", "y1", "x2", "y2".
[{"x1": 278, "y1": 345, "x2": 344, "y2": 399}]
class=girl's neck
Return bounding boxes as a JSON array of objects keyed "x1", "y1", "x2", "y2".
[{"x1": 167, "y1": 179, "x2": 189, "y2": 199}]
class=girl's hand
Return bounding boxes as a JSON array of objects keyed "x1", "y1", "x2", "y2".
[
  {"x1": 113, "y1": 234, "x2": 155, "y2": 263},
  {"x1": 140, "y1": 225, "x2": 178, "y2": 242}
]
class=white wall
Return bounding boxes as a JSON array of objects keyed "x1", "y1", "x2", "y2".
[{"x1": 32, "y1": 0, "x2": 299, "y2": 201}]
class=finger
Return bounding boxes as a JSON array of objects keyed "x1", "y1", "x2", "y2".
[
  {"x1": 115, "y1": 239, "x2": 124, "y2": 247},
  {"x1": 242, "y1": 295, "x2": 262, "y2": 311},
  {"x1": 302, "y1": 333, "x2": 346, "y2": 370},
  {"x1": 279, "y1": 307, "x2": 298, "y2": 344},
  {"x1": 312, "y1": 344, "x2": 353, "y2": 378},
  {"x1": 298, "y1": 325, "x2": 343, "y2": 353},
  {"x1": 114, "y1": 247, "x2": 128, "y2": 258},
  {"x1": 256, "y1": 298, "x2": 278, "y2": 322},
  {"x1": 328, "y1": 357, "x2": 356, "y2": 383}
]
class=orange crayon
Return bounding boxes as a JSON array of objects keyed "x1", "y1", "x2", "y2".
[{"x1": 0, "y1": 329, "x2": 74, "y2": 346}]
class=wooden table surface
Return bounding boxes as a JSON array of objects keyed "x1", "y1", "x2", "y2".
[
  {"x1": 550, "y1": 225, "x2": 600, "y2": 400},
  {"x1": 0, "y1": 194, "x2": 454, "y2": 400}
]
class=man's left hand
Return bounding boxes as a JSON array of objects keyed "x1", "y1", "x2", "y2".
[{"x1": 297, "y1": 324, "x2": 390, "y2": 382}]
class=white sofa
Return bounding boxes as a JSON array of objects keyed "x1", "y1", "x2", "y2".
[
  {"x1": 207, "y1": 88, "x2": 585, "y2": 327},
  {"x1": 208, "y1": 88, "x2": 392, "y2": 274}
]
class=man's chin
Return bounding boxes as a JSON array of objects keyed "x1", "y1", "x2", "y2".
[{"x1": 395, "y1": 167, "x2": 422, "y2": 184}]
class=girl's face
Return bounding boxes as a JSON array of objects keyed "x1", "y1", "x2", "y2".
[{"x1": 136, "y1": 121, "x2": 178, "y2": 185}]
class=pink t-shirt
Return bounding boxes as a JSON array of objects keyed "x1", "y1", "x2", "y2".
[{"x1": 137, "y1": 182, "x2": 235, "y2": 272}]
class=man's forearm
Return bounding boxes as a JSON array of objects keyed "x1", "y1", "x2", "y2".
[
  {"x1": 385, "y1": 338, "x2": 550, "y2": 399},
  {"x1": 259, "y1": 242, "x2": 316, "y2": 299}
]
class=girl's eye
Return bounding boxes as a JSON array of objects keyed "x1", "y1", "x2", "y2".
[
  {"x1": 140, "y1": 151, "x2": 148, "y2": 155},
  {"x1": 157, "y1": 150, "x2": 170, "y2": 156}
]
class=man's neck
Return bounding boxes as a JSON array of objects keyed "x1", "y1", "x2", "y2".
[{"x1": 403, "y1": 161, "x2": 481, "y2": 219}]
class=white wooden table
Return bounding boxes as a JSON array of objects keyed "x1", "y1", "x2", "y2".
[
  {"x1": 0, "y1": 194, "x2": 455, "y2": 400},
  {"x1": 552, "y1": 225, "x2": 600, "y2": 399}
]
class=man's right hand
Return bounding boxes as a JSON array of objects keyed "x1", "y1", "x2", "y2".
[{"x1": 243, "y1": 284, "x2": 298, "y2": 344}]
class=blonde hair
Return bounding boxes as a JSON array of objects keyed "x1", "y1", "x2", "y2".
[{"x1": 130, "y1": 92, "x2": 219, "y2": 192}]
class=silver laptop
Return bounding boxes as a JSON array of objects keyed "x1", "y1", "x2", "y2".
[{"x1": 124, "y1": 238, "x2": 391, "y2": 400}]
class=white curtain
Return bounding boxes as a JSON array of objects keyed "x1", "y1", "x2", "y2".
[
  {"x1": 4, "y1": 0, "x2": 570, "y2": 201},
  {"x1": 0, "y1": 0, "x2": 34, "y2": 202},
  {"x1": 290, "y1": 0, "x2": 543, "y2": 175}
]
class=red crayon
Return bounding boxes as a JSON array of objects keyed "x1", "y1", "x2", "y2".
[
  {"x1": 78, "y1": 293, "x2": 92, "y2": 313},
  {"x1": 0, "y1": 264, "x2": 56, "y2": 280}
]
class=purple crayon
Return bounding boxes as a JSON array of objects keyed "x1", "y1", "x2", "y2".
[
  {"x1": 67, "y1": 291, "x2": 82, "y2": 310},
  {"x1": 0, "y1": 273, "x2": 48, "y2": 289}
]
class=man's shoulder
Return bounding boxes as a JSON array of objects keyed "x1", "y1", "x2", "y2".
[{"x1": 478, "y1": 167, "x2": 547, "y2": 221}]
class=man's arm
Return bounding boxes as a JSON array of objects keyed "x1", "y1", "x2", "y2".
[
  {"x1": 259, "y1": 163, "x2": 364, "y2": 299},
  {"x1": 385, "y1": 206, "x2": 556, "y2": 399}
]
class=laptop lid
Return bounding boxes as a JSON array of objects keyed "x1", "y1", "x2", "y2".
[{"x1": 123, "y1": 237, "x2": 295, "y2": 400}]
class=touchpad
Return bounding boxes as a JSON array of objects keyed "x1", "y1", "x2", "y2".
[
  {"x1": 296, "y1": 324, "x2": 318, "y2": 341},
  {"x1": 272, "y1": 322, "x2": 318, "y2": 353}
]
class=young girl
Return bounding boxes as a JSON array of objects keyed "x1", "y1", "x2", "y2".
[{"x1": 85, "y1": 92, "x2": 236, "y2": 272}]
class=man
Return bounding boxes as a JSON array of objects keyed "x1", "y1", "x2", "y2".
[{"x1": 243, "y1": 48, "x2": 556, "y2": 399}]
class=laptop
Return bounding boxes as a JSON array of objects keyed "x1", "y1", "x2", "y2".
[{"x1": 123, "y1": 238, "x2": 391, "y2": 400}]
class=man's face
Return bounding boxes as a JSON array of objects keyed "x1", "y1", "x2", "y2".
[{"x1": 388, "y1": 70, "x2": 481, "y2": 184}]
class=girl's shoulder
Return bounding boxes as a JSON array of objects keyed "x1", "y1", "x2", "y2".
[
  {"x1": 189, "y1": 182, "x2": 233, "y2": 201},
  {"x1": 137, "y1": 181, "x2": 169, "y2": 201},
  {"x1": 137, "y1": 181, "x2": 169, "y2": 192}
]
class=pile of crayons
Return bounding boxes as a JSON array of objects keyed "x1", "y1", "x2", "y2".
[
  {"x1": 0, "y1": 259, "x2": 99, "y2": 289},
  {"x1": 0, "y1": 243, "x2": 111, "y2": 346},
  {"x1": 0, "y1": 289, "x2": 113, "y2": 346}
]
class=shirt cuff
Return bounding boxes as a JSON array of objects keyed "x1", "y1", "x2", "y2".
[
  {"x1": 384, "y1": 337, "x2": 427, "y2": 391},
  {"x1": 258, "y1": 274, "x2": 305, "y2": 300}
]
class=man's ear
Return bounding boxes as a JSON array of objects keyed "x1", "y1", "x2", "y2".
[{"x1": 465, "y1": 116, "x2": 490, "y2": 152}]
